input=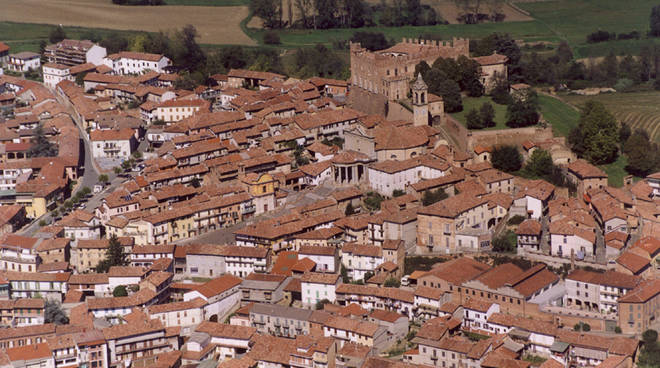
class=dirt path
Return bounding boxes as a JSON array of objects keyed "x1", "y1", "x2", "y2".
[{"x1": 0, "y1": 0, "x2": 256, "y2": 45}]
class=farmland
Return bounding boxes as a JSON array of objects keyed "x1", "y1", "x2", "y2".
[
  {"x1": 561, "y1": 91, "x2": 660, "y2": 143},
  {"x1": 0, "y1": 0, "x2": 255, "y2": 45}
]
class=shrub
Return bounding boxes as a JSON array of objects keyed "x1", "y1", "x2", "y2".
[
  {"x1": 507, "y1": 215, "x2": 526, "y2": 226},
  {"x1": 582, "y1": 323, "x2": 591, "y2": 332},
  {"x1": 384, "y1": 277, "x2": 401, "y2": 288},
  {"x1": 614, "y1": 78, "x2": 634, "y2": 92},
  {"x1": 586, "y1": 30, "x2": 616, "y2": 43},
  {"x1": 392, "y1": 189, "x2": 405, "y2": 197},
  {"x1": 615, "y1": 326, "x2": 622, "y2": 334},
  {"x1": 263, "y1": 31, "x2": 281, "y2": 45}
]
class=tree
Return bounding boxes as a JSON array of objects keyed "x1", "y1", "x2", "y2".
[
  {"x1": 436, "y1": 79, "x2": 462, "y2": 113},
  {"x1": 569, "y1": 101, "x2": 619, "y2": 164},
  {"x1": 506, "y1": 91, "x2": 540, "y2": 128},
  {"x1": 479, "y1": 102, "x2": 495, "y2": 127},
  {"x1": 345, "y1": 203, "x2": 356, "y2": 216},
  {"x1": 491, "y1": 145, "x2": 522, "y2": 172},
  {"x1": 421, "y1": 188, "x2": 448, "y2": 206},
  {"x1": 113, "y1": 166, "x2": 122, "y2": 175},
  {"x1": 490, "y1": 76, "x2": 510, "y2": 105},
  {"x1": 49, "y1": 26, "x2": 66, "y2": 44},
  {"x1": 95, "y1": 234, "x2": 129, "y2": 273},
  {"x1": 619, "y1": 122, "x2": 632, "y2": 144},
  {"x1": 392, "y1": 189, "x2": 405, "y2": 197},
  {"x1": 113, "y1": 285, "x2": 128, "y2": 297},
  {"x1": 98, "y1": 174, "x2": 109, "y2": 184},
  {"x1": 28, "y1": 124, "x2": 58, "y2": 158},
  {"x1": 639, "y1": 329, "x2": 660, "y2": 367},
  {"x1": 651, "y1": 5, "x2": 660, "y2": 37},
  {"x1": 350, "y1": 32, "x2": 390, "y2": 51},
  {"x1": 315, "y1": 299, "x2": 331, "y2": 310},
  {"x1": 466, "y1": 108, "x2": 483, "y2": 129},
  {"x1": 44, "y1": 300, "x2": 68, "y2": 325},
  {"x1": 492, "y1": 230, "x2": 515, "y2": 252},
  {"x1": 524, "y1": 149, "x2": 554, "y2": 178},
  {"x1": 624, "y1": 129, "x2": 660, "y2": 177},
  {"x1": 364, "y1": 192, "x2": 383, "y2": 211},
  {"x1": 250, "y1": 0, "x2": 282, "y2": 28},
  {"x1": 573, "y1": 323, "x2": 582, "y2": 331},
  {"x1": 384, "y1": 277, "x2": 401, "y2": 288}
]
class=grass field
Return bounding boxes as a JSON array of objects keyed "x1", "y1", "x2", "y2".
[
  {"x1": 537, "y1": 94, "x2": 580, "y2": 138},
  {"x1": 0, "y1": 0, "x2": 254, "y2": 45},
  {"x1": 561, "y1": 91, "x2": 660, "y2": 143},
  {"x1": 517, "y1": 0, "x2": 660, "y2": 58},
  {"x1": 451, "y1": 96, "x2": 509, "y2": 130},
  {"x1": 599, "y1": 155, "x2": 630, "y2": 188}
]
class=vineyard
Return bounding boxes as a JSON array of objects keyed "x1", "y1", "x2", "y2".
[{"x1": 561, "y1": 91, "x2": 660, "y2": 143}]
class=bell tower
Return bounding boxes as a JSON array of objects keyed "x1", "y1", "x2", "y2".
[{"x1": 412, "y1": 73, "x2": 429, "y2": 126}]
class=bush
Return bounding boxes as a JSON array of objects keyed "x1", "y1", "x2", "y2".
[
  {"x1": 113, "y1": 285, "x2": 128, "y2": 297},
  {"x1": 615, "y1": 326, "x2": 622, "y2": 334},
  {"x1": 492, "y1": 230, "x2": 516, "y2": 253},
  {"x1": 586, "y1": 30, "x2": 616, "y2": 43},
  {"x1": 384, "y1": 277, "x2": 401, "y2": 288},
  {"x1": 466, "y1": 108, "x2": 483, "y2": 129},
  {"x1": 491, "y1": 145, "x2": 523, "y2": 172},
  {"x1": 582, "y1": 323, "x2": 591, "y2": 332},
  {"x1": 614, "y1": 78, "x2": 634, "y2": 92},
  {"x1": 573, "y1": 323, "x2": 582, "y2": 331},
  {"x1": 507, "y1": 215, "x2": 526, "y2": 226},
  {"x1": 263, "y1": 31, "x2": 281, "y2": 45},
  {"x1": 392, "y1": 189, "x2": 405, "y2": 197}
]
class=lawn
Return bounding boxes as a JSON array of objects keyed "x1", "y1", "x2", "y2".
[
  {"x1": 599, "y1": 155, "x2": 630, "y2": 188},
  {"x1": 166, "y1": 0, "x2": 248, "y2": 5},
  {"x1": 451, "y1": 96, "x2": 508, "y2": 130},
  {"x1": 561, "y1": 90, "x2": 660, "y2": 143},
  {"x1": 518, "y1": 0, "x2": 660, "y2": 58},
  {"x1": 537, "y1": 94, "x2": 580, "y2": 138}
]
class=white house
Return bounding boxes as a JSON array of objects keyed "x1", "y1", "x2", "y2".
[
  {"x1": 185, "y1": 244, "x2": 270, "y2": 279},
  {"x1": 367, "y1": 157, "x2": 448, "y2": 197},
  {"x1": 42, "y1": 63, "x2": 71, "y2": 88},
  {"x1": 298, "y1": 245, "x2": 338, "y2": 273},
  {"x1": 90, "y1": 128, "x2": 137, "y2": 160},
  {"x1": 7, "y1": 52, "x2": 41, "y2": 72},
  {"x1": 183, "y1": 274, "x2": 242, "y2": 321},
  {"x1": 154, "y1": 99, "x2": 209, "y2": 123},
  {"x1": 192, "y1": 321, "x2": 257, "y2": 363},
  {"x1": 107, "y1": 266, "x2": 147, "y2": 291},
  {"x1": 549, "y1": 220, "x2": 596, "y2": 259},
  {"x1": 462, "y1": 299, "x2": 500, "y2": 331},
  {"x1": 513, "y1": 180, "x2": 555, "y2": 219},
  {"x1": 146, "y1": 297, "x2": 207, "y2": 335},
  {"x1": 414, "y1": 286, "x2": 451, "y2": 321},
  {"x1": 300, "y1": 272, "x2": 340, "y2": 308},
  {"x1": 103, "y1": 51, "x2": 171, "y2": 74},
  {"x1": 299, "y1": 161, "x2": 333, "y2": 187},
  {"x1": 341, "y1": 242, "x2": 384, "y2": 281},
  {"x1": 486, "y1": 313, "x2": 557, "y2": 357}
]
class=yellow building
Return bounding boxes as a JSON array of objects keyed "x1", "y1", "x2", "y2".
[
  {"x1": 241, "y1": 173, "x2": 277, "y2": 215},
  {"x1": 73, "y1": 239, "x2": 109, "y2": 272}
]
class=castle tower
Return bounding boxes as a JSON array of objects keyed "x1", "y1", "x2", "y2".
[{"x1": 412, "y1": 73, "x2": 429, "y2": 126}]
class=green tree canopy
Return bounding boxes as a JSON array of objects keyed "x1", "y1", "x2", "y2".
[
  {"x1": 113, "y1": 285, "x2": 128, "y2": 297},
  {"x1": 95, "y1": 234, "x2": 129, "y2": 273},
  {"x1": 491, "y1": 145, "x2": 522, "y2": 172},
  {"x1": 624, "y1": 129, "x2": 660, "y2": 177},
  {"x1": 569, "y1": 101, "x2": 619, "y2": 164},
  {"x1": 45, "y1": 300, "x2": 68, "y2": 325},
  {"x1": 422, "y1": 188, "x2": 448, "y2": 206},
  {"x1": 49, "y1": 26, "x2": 66, "y2": 44},
  {"x1": 651, "y1": 5, "x2": 660, "y2": 37}
]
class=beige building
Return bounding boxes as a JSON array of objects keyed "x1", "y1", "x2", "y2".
[
  {"x1": 566, "y1": 159, "x2": 608, "y2": 197},
  {"x1": 417, "y1": 193, "x2": 489, "y2": 254},
  {"x1": 473, "y1": 53, "x2": 508, "y2": 93},
  {"x1": 71, "y1": 239, "x2": 108, "y2": 272}
]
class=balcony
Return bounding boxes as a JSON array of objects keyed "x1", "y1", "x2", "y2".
[{"x1": 242, "y1": 205, "x2": 256, "y2": 214}]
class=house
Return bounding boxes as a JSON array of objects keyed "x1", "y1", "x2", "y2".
[
  {"x1": 567, "y1": 159, "x2": 608, "y2": 197},
  {"x1": 298, "y1": 245, "x2": 339, "y2": 273},
  {"x1": 35, "y1": 238, "x2": 70, "y2": 264},
  {"x1": 367, "y1": 157, "x2": 448, "y2": 197},
  {"x1": 103, "y1": 309, "x2": 179, "y2": 367},
  {"x1": 3, "y1": 271, "x2": 69, "y2": 301},
  {"x1": 154, "y1": 99, "x2": 210, "y2": 123},
  {"x1": 249, "y1": 303, "x2": 313, "y2": 338},
  {"x1": 323, "y1": 315, "x2": 388, "y2": 351},
  {"x1": 0, "y1": 205, "x2": 26, "y2": 236},
  {"x1": 184, "y1": 244, "x2": 270, "y2": 278},
  {"x1": 7, "y1": 52, "x2": 41, "y2": 73},
  {"x1": 549, "y1": 219, "x2": 596, "y2": 260},
  {"x1": 512, "y1": 179, "x2": 555, "y2": 219},
  {"x1": 103, "y1": 51, "x2": 171, "y2": 74},
  {"x1": 4, "y1": 342, "x2": 54, "y2": 368},
  {"x1": 90, "y1": 128, "x2": 137, "y2": 160},
  {"x1": 335, "y1": 283, "x2": 415, "y2": 319},
  {"x1": 0, "y1": 235, "x2": 41, "y2": 273},
  {"x1": 0, "y1": 42, "x2": 9, "y2": 66},
  {"x1": 42, "y1": 63, "x2": 71, "y2": 88},
  {"x1": 341, "y1": 243, "x2": 384, "y2": 281},
  {"x1": 473, "y1": 52, "x2": 508, "y2": 92},
  {"x1": 187, "y1": 321, "x2": 256, "y2": 365},
  {"x1": 617, "y1": 278, "x2": 660, "y2": 334},
  {"x1": 71, "y1": 239, "x2": 109, "y2": 273},
  {"x1": 462, "y1": 298, "x2": 500, "y2": 331},
  {"x1": 416, "y1": 193, "x2": 490, "y2": 254},
  {"x1": 516, "y1": 219, "x2": 542, "y2": 253},
  {"x1": 413, "y1": 286, "x2": 452, "y2": 321},
  {"x1": 301, "y1": 272, "x2": 341, "y2": 308},
  {"x1": 183, "y1": 274, "x2": 242, "y2": 322},
  {"x1": 565, "y1": 269, "x2": 640, "y2": 314},
  {"x1": 44, "y1": 39, "x2": 107, "y2": 66},
  {"x1": 240, "y1": 273, "x2": 291, "y2": 305},
  {"x1": 146, "y1": 297, "x2": 207, "y2": 335},
  {"x1": 86, "y1": 288, "x2": 158, "y2": 320}
]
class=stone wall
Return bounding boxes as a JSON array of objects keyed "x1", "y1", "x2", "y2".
[
  {"x1": 467, "y1": 125, "x2": 554, "y2": 151},
  {"x1": 386, "y1": 101, "x2": 413, "y2": 122},
  {"x1": 443, "y1": 115, "x2": 469, "y2": 151}
]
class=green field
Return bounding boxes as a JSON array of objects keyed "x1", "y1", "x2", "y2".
[
  {"x1": 165, "y1": 0, "x2": 248, "y2": 6},
  {"x1": 561, "y1": 90, "x2": 660, "y2": 143},
  {"x1": 537, "y1": 94, "x2": 580, "y2": 138},
  {"x1": 250, "y1": 20, "x2": 559, "y2": 48},
  {"x1": 0, "y1": 21, "x2": 144, "y2": 53},
  {"x1": 599, "y1": 155, "x2": 630, "y2": 188},
  {"x1": 451, "y1": 96, "x2": 509, "y2": 130},
  {"x1": 518, "y1": 0, "x2": 660, "y2": 58}
]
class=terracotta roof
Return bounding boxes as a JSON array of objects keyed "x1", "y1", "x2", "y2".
[
  {"x1": 193, "y1": 274, "x2": 242, "y2": 298},
  {"x1": 566, "y1": 269, "x2": 639, "y2": 289},
  {"x1": 515, "y1": 219, "x2": 542, "y2": 235},
  {"x1": 342, "y1": 242, "x2": 382, "y2": 257},
  {"x1": 615, "y1": 251, "x2": 650, "y2": 274},
  {"x1": 6, "y1": 342, "x2": 52, "y2": 361},
  {"x1": 473, "y1": 53, "x2": 508, "y2": 65},
  {"x1": 299, "y1": 245, "x2": 337, "y2": 256},
  {"x1": 417, "y1": 193, "x2": 488, "y2": 218},
  {"x1": 195, "y1": 320, "x2": 256, "y2": 340},
  {"x1": 301, "y1": 272, "x2": 340, "y2": 284},
  {"x1": 89, "y1": 128, "x2": 134, "y2": 142},
  {"x1": 618, "y1": 278, "x2": 660, "y2": 303},
  {"x1": 567, "y1": 159, "x2": 607, "y2": 179}
]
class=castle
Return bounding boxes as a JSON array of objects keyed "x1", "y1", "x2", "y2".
[
  {"x1": 349, "y1": 38, "x2": 507, "y2": 103},
  {"x1": 349, "y1": 38, "x2": 470, "y2": 102}
]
